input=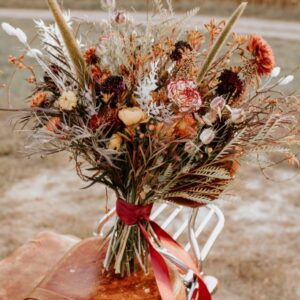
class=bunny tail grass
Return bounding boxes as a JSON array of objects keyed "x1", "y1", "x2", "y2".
[
  {"x1": 197, "y1": 2, "x2": 248, "y2": 84},
  {"x1": 47, "y1": 0, "x2": 87, "y2": 87}
]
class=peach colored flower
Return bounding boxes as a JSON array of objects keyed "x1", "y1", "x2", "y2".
[
  {"x1": 118, "y1": 107, "x2": 148, "y2": 126},
  {"x1": 107, "y1": 133, "x2": 123, "y2": 150},
  {"x1": 174, "y1": 114, "x2": 197, "y2": 138},
  {"x1": 31, "y1": 92, "x2": 48, "y2": 108},
  {"x1": 46, "y1": 117, "x2": 61, "y2": 133},
  {"x1": 167, "y1": 80, "x2": 202, "y2": 113},
  {"x1": 247, "y1": 35, "x2": 275, "y2": 77}
]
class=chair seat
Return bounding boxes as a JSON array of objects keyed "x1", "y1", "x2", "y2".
[
  {"x1": 0, "y1": 231, "x2": 79, "y2": 300},
  {"x1": 26, "y1": 236, "x2": 185, "y2": 300}
]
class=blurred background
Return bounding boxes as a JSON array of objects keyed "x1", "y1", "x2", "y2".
[{"x1": 0, "y1": 1, "x2": 299, "y2": 299}]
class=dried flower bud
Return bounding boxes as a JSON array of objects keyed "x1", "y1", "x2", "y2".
[
  {"x1": 58, "y1": 91, "x2": 78, "y2": 111},
  {"x1": 202, "y1": 111, "x2": 217, "y2": 126},
  {"x1": 115, "y1": 12, "x2": 126, "y2": 24},
  {"x1": 271, "y1": 67, "x2": 280, "y2": 78},
  {"x1": 1, "y1": 22, "x2": 16, "y2": 36},
  {"x1": 200, "y1": 128, "x2": 215, "y2": 145},
  {"x1": 210, "y1": 96, "x2": 226, "y2": 111},
  {"x1": 279, "y1": 75, "x2": 294, "y2": 86},
  {"x1": 231, "y1": 108, "x2": 246, "y2": 124},
  {"x1": 108, "y1": 133, "x2": 122, "y2": 150},
  {"x1": 210, "y1": 96, "x2": 226, "y2": 118},
  {"x1": 184, "y1": 141, "x2": 197, "y2": 153},
  {"x1": 118, "y1": 107, "x2": 148, "y2": 126},
  {"x1": 27, "y1": 48, "x2": 43, "y2": 58}
]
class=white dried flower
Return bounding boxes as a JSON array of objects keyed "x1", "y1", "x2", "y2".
[
  {"x1": 1, "y1": 22, "x2": 16, "y2": 36},
  {"x1": 271, "y1": 67, "x2": 280, "y2": 78},
  {"x1": 15, "y1": 28, "x2": 27, "y2": 44},
  {"x1": 26, "y1": 49, "x2": 43, "y2": 58},
  {"x1": 231, "y1": 108, "x2": 246, "y2": 124},
  {"x1": 58, "y1": 91, "x2": 78, "y2": 111},
  {"x1": 279, "y1": 75, "x2": 294, "y2": 86},
  {"x1": 200, "y1": 128, "x2": 215, "y2": 145}
]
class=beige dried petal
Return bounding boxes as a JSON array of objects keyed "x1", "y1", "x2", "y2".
[{"x1": 118, "y1": 107, "x2": 147, "y2": 126}]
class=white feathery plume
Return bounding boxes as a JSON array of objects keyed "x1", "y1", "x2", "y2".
[
  {"x1": 279, "y1": 75, "x2": 294, "y2": 86},
  {"x1": 26, "y1": 49, "x2": 43, "y2": 58},
  {"x1": 271, "y1": 67, "x2": 281, "y2": 78},
  {"x1": 1, "y1": 22, "x2": 17, "y2": 36}
]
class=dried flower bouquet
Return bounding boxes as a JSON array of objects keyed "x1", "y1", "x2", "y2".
[{"x1": 1, "y1": 0, "x2": 299, "y2": 298}]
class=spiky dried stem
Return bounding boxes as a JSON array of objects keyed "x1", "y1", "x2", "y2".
[
  {"x1": 47, "y1": 0, "x2": 87, "y2": 87},
  {"x1": 197, "y1": 2, "x2": 248, "y2": 84}
]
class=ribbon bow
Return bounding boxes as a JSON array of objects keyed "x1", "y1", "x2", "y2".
[{"x1": 116, "y1": 198, "x2": 211, "y2": 300}]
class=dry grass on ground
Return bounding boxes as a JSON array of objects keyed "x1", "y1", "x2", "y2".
[{"x1": 1, "y1": 0, "x2": 300, "y2": 21}]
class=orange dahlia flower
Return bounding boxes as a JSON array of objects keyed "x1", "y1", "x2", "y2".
[
  {"x1": 247, "y1": 35, "x2": 275, "y2": 77},
  {"x1": 174, "y1": 114, "x2": 197, "y2": 138}
]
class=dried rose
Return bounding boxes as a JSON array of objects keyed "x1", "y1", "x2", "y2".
[
  {"x1": 118, "y1": 107, "x2": 148, "y2": 126},
  {"x1": 167, "y1": 80, "x2": 202, "y2": 113},
  {"x1": 200, "y1": 128, "x2": 215, "y2": 145},
  {"x1": 58, "y1": 91, "x2": 78, "y2": 111},
  {"x1": 108, "y1": 133, "x2": 123, "y2": 150},
  {"x1": 231, "y1": 108, "x2": 246, "y2": 124}
]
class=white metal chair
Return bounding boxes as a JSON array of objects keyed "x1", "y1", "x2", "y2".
[{"x1": 95, "y1": 202, "x2": 225, "y2": 297}]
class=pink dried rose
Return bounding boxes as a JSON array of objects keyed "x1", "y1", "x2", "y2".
[{"x1": 167, "y1": 80, "x2": 202, "y2": 113}]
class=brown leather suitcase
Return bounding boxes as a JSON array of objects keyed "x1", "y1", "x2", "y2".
[{"x1": 26, "y1": 236, "x2": 185, "y2": 300}]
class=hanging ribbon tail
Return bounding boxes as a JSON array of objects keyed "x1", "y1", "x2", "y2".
[
  {"x1": 138, "y1": 223, "x2": 175, "y2": 300},
  {"x1": 149, "y1": 221, "x2": 211, "y2": 300}
]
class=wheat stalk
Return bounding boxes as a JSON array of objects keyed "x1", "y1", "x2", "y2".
[
  {"x1": 197, "y1": 2, "x2": 248, "y2": 83},
  {"x1": 47, "y1": 0, "x2": 87, "y2": 87}
]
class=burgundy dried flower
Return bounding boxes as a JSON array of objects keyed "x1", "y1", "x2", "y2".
[
  {"x1": 247, "y1": 35, "x2": 275, "y2": 77},
  {"x1": 100, "y1": 76, "x2": 126, "y2": 96},
  {"x1": 170, "y1": 41, "x2": 192, "y2": 61},
  {"x1": 88, "y1": 107, "x2": 121, "y2": 132},
  {"x1": 84, "y1": 47, "x2": 99, "y2": 65},
  {"x1": 216, "y1": 70, "x2": 244, "y2": 99}
]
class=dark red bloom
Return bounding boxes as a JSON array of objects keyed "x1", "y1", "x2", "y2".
[
  {"x1": 84, "y1": 47, "x2": 100, "y2": 65},
  {"x1": 100, "y1": 76, "x2": 126, "y2": 96},
  {"x1": 170, "y1": 41, "x2": 192, "y2": 61},
  {"x1": 88, "y1": 108, "x2": 121, "y2": 132},
  {"x1": 216, "y1": 70, "x2": 244, "y2": 99}
]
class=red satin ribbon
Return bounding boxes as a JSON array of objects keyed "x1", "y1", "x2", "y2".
[{"x1": 116, "y1": 198, "x2": 211, "y2": 300}]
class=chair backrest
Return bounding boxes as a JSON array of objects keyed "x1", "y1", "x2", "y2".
[{"x1": 95, "y1": 202, "x2": 224, "y2": 270}]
